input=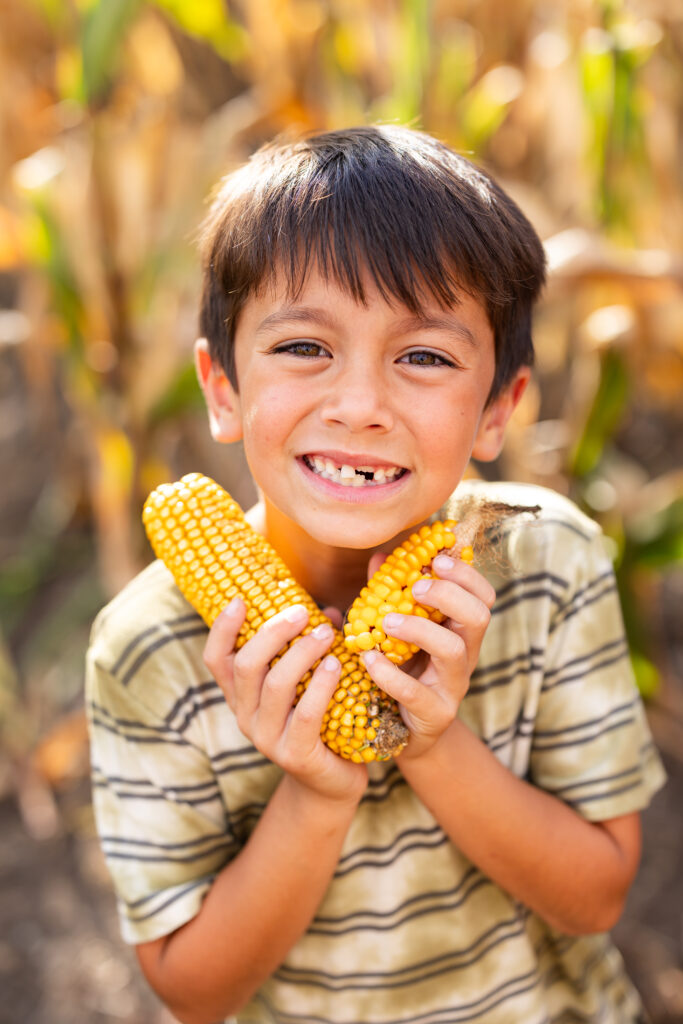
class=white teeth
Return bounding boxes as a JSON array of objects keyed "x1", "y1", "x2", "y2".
[{"x1": 305, "y1": 456, "x2": 404, "y2": 486}]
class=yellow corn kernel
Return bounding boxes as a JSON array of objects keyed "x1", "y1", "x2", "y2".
[
  {"x1": 342, "y1": 518, "x2": 472, "y2": 665},
  {"x1": 142, "y1": 474, "x2": 410, "y2": 762}
]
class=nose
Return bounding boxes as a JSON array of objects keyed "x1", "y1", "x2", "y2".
[{"x1": 319, "y1": 360, "x2": 394, "y2": 432}]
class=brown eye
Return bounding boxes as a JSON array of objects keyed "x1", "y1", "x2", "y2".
[
  {"x1": 401, "y1": 350, "x2": 454, "y2": 367},
  {"x1": 275, "y1": 341, "x2": 330, "y2": 358}
]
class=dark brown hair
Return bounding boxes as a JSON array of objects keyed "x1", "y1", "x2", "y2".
[{"x1": 199, "y1": 125, "x2": 546, "y2": 400}]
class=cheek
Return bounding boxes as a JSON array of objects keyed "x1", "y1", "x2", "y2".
[
  {"x1": 418, "y1": 397, "x2": 481, "y2": 457},
  {"x1": 241, "y1": 388, "x2": 294, "y2": 450}
]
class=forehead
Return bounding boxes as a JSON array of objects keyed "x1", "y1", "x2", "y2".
[
  {"x1": 245, "y1": 260, "x2": 489, "y2": 327},
  {"x1": 236, "y1": 261, "x2": 494, "y2": 353}
]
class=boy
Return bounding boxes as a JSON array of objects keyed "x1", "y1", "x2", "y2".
[{"x1": 86, "y1": 125, "x2": 665, "y2": 1024}]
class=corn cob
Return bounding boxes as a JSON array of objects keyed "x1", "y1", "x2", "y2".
[
  {"x1": 142, "y1": 473, "x2": 410, "y2": 762},
  {"x1": 142, "y1": 474, "x2": 479, "y2": 761},
  {"x1": 343, "y1": 523, "x2": 473, "y2": 664}
]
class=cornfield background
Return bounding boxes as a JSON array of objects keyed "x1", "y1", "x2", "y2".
[{"x1": 0, "y1": 1, "x2": 681, "y2": 1022}]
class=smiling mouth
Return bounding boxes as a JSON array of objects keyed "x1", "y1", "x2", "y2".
[{"x1": 302, "y1": 455, "x2": 408, "y2": 487}]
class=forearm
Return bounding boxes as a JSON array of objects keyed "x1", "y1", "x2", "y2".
[
  {"x1": 137, "y1": 774, "x2": 360, "y2": 1024},
  {"x1": 398, "y1": 719, "x2": 640, "y2": 934}
]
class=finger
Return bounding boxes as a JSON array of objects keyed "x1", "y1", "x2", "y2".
[
  {"x1": 409, "y1": 577, "x2": 491, "y2": 667},
  {"x1": 321, "y1": 605, "x2": 343, "y2": 629},
  {"x1": 253, "y1": 622, "x2": 337, "y2": 743},
  {"x1": 361, "y1": 650, "x2": 447, "y2": 727},
  {"x1": 231, "y1": 604, "x2": 311, "y2": 723},
  {"x1": 381, "y1": 613, "x2": 468, "y2": 688},
  {"x1": 367, "y1": 550, "x2": 388, "y2": 581},
  {"x1": 432, "y1": 554, "x2": 497, "y2": 608},
  {"x1": 286, "y1": 652, "x2": 342, "y2": 752},
  {"x1": 202, "y1": 597, "x2": 247, "y2": 705}
]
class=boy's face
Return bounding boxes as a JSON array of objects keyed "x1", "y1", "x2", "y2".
[{"x1": 199, "y1": 265, "x2": 526, "y2": 550}]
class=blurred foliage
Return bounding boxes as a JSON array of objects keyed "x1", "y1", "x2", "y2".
[{"x1": 0, "y1": 0, "x2": 682, "y2": 767}]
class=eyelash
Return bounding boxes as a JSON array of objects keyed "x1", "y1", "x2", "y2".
[
  {"x1": 272, "y1": 341, "x2": 330, "y2": 358},
  {"x1": 273, "y1": 342, "x2": 458, "y2": 368},
  {"x1": 398, "y1": 350, "x2": 458, "y2": 368}
]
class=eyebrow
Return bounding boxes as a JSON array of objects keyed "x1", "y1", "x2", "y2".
[
  {"x1": 255, "y1": 306, "x2": 336, "y2": 336},
  {"x1": 392, "y1": 313, "x2": 478, "y2": 348},
  {"x1": 255, "y1": 305, "x2": 478, "y2": 347}
]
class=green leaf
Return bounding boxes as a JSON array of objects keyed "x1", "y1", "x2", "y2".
[
  {"x1": 148, "y1": 359, "x2": 204, "y2": 427},
  {"x1": 25, "y1": 0, "x2": 70, "y2": 30},
  {"x1": 30, "y1": 199, "x2": 86, "y2": 356},
  {"x1": 151, "y1": 0, "x2": 247, "y2": 61},
  {"x1": 626, "y1": 498, "x2": 683, "y2": 569},
  {"x1": 81, "y1": 0, "x2": 142, "y2": 103},
  {"x1": 379, "y1": 0, "x2": 430, "y2": 123},
  {"x1": 570, "y1": 348, "x2": 629, "y2": 478},
  {"x1": 630, "y1": 651, "x2": 660, "y2": 700}
]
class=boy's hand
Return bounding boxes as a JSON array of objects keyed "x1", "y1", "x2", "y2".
[
  {"x1": 203, "y1": 599, "x2": 367, "y2": 804},
  {"x1": 361, "y1": 554, "x2": 496, "y2": 761}
]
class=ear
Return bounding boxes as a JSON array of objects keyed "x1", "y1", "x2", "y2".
[
  {"x1": 471, "y1": 366, "x2": 530, "y2": 462},
  {"x1": 194, "y1": 338, "x2": 243, "y2": 443}
]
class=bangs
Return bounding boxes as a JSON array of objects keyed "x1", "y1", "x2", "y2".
[
  {"x1": 246, "y1": 148, "x2": 476, "y2": 314},
  {"x1": 200, "y1": 126, "x2": 545, "y2": 394}
]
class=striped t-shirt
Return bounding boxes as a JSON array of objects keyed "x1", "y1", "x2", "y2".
[{"x1": 86, "y1": 481, "x2": 665, "y2": 1024}]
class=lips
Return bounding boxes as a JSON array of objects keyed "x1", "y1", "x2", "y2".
[{"x1": 302, "y1": 454, "x2": 408, "y2": 487}]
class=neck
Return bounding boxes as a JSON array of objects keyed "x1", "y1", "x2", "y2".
[{"x1": 245, "y1": 499, "x2": 399, "y2": 614}]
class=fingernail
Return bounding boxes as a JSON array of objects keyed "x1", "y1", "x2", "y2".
[
  {"x1": 222, "y1": 597, "x2": 242, "y2": 617},
  {"x1": 383, "y1": 613, "x2": 403, "y2": 630},
  {"x1": 362, "y1": 650, "x2": 379, "y2": 666},
  {"x1": 283, "y1": 604, "x2": 308, "y2": 622},
  {"x1": 412, "y1": 578, "x2": 432, "y2": 596},
  {"x1": 312, "y1": 623, "x2": 334, "y2": 639},
  {"x1": 323, "y1": 655, "x2": 340, "y2": 672},
  {"x1": 434, "y1": 554, "x2": 454, "y2": 571}
]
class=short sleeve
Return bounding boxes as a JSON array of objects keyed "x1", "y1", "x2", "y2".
[
  {"x1": 86, "y1": 645, "x2": 234, "y2": 944},
  {"x1": 530, "y1": 531, "x2": 666, "y2": 822}
]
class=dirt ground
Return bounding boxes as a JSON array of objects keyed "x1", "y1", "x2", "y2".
[{"x1": 1, "y1": 724, "x2": 682, "y2": 1024}]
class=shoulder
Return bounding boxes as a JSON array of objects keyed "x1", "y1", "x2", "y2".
[
  {"x1": 447, "y1": 478, "x2": 600, "y2": 538},
  {"x1": 443, "y1": 480, "x2": 611, "y2": 588},
  {"x1": 86, "y1": 560, "x2": 209, "y2": 718}
]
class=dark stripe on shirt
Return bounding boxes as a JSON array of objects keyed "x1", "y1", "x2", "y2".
[
  {"x1": 540, "y1": 643, "x2": 629, "y2": 694},
  {"x1": 550, "y1": 572, "x2": 617, "y2": 633},
  {"x1": 468, "y1": 649, "x2": 545, "y2": 696},
  {"x1": 92, "y1": 769, "x2": 221, "y2": 806},
  {"x1": 533, "y1": 696, "x2": 638, "y2": 740},
  {"x1": 101, "y1": 834, "x2": 235, "y2": 865},
  {"x1": 532, "y1": 714, "x2": 636, "y2": 753},
  {"x1": 211, "y1": 746, "x2": 273, "y2": 776},
  {"x1": 261, "y1": 964, "x2": 540, "y2": 1023},
  {"x1": 163, "y1": 681, "x2": 224, "y2": 733},
  {"x1": 274, "y1": 915, "x2": 529, "y2": 990},
  {"x1": 119, "y1": 624, "x2": 208, "y2": 686},
  {"x1": 493, "y1": 586, "x2": 565, "y2": 617},
  {"x1": 89, "y1": 712, "x2": 190, "y2": 747},
  {"x1": 551, "y1": 763, "x2": 643, "y2": 797},
  {"x1": 493, "y1": 571, "x2": 568, "y2": 603},
  {"x1": 110, "y1": 612, "x2": 201, "y2": 677},
  {"x1": 124, "y1": 878, "x2": 211, "y2": 923},
  {"x1": 309, "y1": 875, "x2": 491, "y2": 938},
  {"x1": 334, "y1": 826, "x2": 448, "y2": 879}
]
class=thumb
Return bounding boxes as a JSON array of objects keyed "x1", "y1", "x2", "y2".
[
  {"x1": 321, "y1": 605, "x2": 343, "y2": 628},
  {"x1": 367, "y1": 551, "x2": 386, "y2": 581}
]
